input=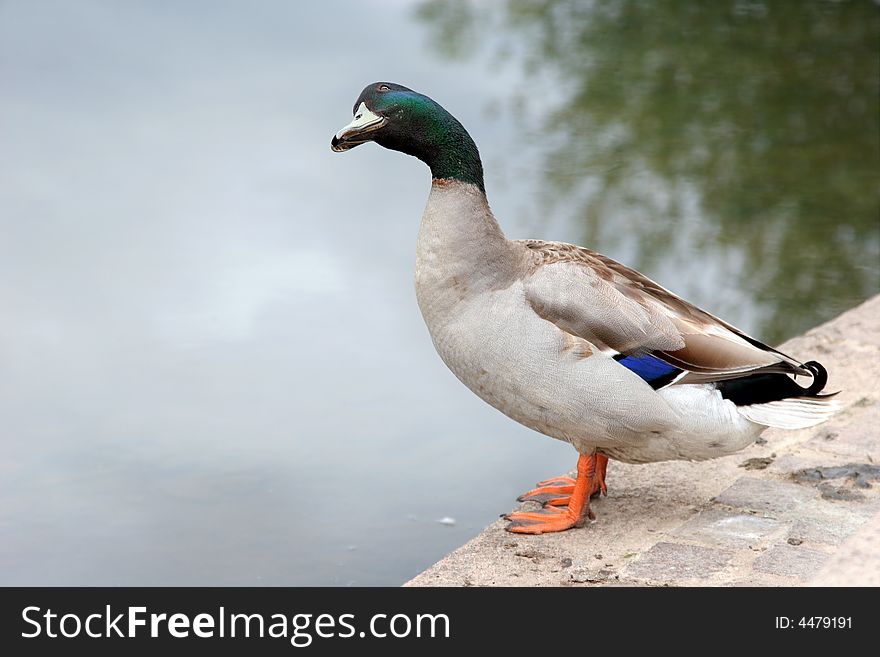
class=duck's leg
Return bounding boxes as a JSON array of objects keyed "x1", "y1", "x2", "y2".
[
  {"x1": 504, "y1": 453, "x2": 600, "y2": 534},
  {"x1": 594, "y1": 453, "x2": 609, "y2": 496},
  {"x1": 517, "y1": 454, "x2": 609, "y2": 506}
]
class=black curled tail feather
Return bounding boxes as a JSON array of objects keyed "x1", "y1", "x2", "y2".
[
  {"x1": 718, "y1": 359, "x2": 835, "y2": 406},
  {"x1": 803, "y1": 361, "x2": 829, "y2": 396}
]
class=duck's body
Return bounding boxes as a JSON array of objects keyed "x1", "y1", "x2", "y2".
[
  {"x1": 416, "y1": 179, "x2": 766, "y2": 464},
  {"x1": 332, "y1": 82, "x2": 838, "y2": 533}
]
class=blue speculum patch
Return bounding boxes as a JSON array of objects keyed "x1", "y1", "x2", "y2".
[{"x1": 613, "y1": 353, "x2": 682, "y2": 389}]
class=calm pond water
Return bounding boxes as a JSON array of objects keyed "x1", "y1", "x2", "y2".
[{"x1": 1, "y1": 1, "x2": 877, "y2": 585}]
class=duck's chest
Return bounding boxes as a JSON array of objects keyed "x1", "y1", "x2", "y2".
[
  {"x1": 415, "y1": 261, "x2": 601, "y2": 441},
  {"x1": 411, "y1": 180, "x2": 597, "y2": 439},
  {"x1": 412, "y1": 181, "x2": 531, "y2": 377},
  {"x1": 415, "y1": 275, "x2": 558, "y2": 410}
]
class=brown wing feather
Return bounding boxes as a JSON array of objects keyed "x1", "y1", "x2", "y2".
[{"x1": 518, "y1": 239, "x2": 810, "y2": 381}]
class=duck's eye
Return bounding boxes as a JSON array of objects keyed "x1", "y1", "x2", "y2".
[
  {"x1": 378, "y1": 84, "x2": 391, "y2": 92},
  {"x1": 355, "y1": 114, "x2": 362, "y2": 120}
]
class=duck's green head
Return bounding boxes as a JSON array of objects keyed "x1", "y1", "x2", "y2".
[{"x1": 331, "y1": 82, "x2": 484, "y2": 192}]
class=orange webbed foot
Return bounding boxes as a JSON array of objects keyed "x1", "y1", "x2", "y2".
[
  {"x1": 515, "y1": 454, "x2": 610, "y2": 509},
  {"x1": 517, "y1": 479, "x2": 575, "y2": 506},
  {"x1": 505, "y1": 453, "x2": 606, "y2": 534},
  {"x1": 504, "y1": 503, "x2": 595, "y2": 534},
  {"x1": 536, "y1": 474, "x2": 577, "y2": 488}
]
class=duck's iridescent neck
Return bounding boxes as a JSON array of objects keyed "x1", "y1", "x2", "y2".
[{"x1": 374, "y1": 96, "x2": 485, "y2": 192}]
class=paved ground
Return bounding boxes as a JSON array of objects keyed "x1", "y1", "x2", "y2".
[{"x1": 406, "y1": 296, "x2": 880, "y2": 587}]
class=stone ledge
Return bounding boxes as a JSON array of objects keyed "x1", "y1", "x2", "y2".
[{"x1": 405, "y1": 295, "x2": 880, "y2": 587}]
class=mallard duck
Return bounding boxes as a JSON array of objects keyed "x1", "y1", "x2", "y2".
[{"x1": 331, "y1": 82, "x2": 839, "y2": 534}]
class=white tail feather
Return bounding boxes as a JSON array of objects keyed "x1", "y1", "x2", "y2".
[{"x1": 737, "y1": 397, "x2": 841, "y2": 430}]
